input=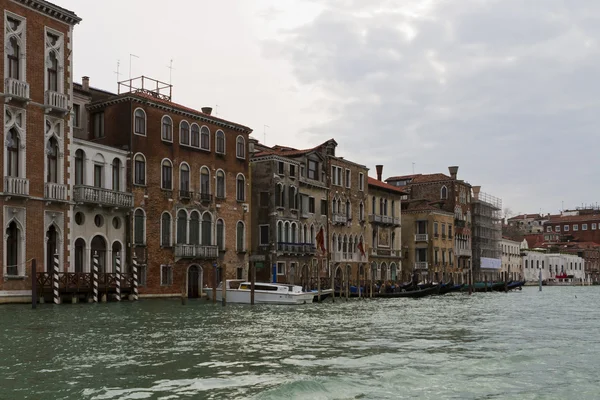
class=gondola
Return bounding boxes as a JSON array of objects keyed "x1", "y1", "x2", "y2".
[
  {"x1": 438, "y1": 283, "x2": 463, "y2": 295},
  {"x1": 377, "y1": 284, "x2": 440, "y2": 298}
]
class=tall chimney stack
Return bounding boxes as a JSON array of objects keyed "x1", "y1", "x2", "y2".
[
  {"x1": 82, "y1": 76, "x2": 90, "y2": 91},
  {"x1": 472, "y1": 185, "x2": 481, "y2": 200},
  {"x1": 376, "y1": 165, "x2": 383, "y2": 181},
  {"x1": 201, "y1": 107, "x2": 213, "y2": 116},
  {"x1": 448, "y1": 166, "x2": 458, "y2": 180}
]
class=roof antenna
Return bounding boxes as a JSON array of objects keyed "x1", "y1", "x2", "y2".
[
  {"x1": 114, "y1": 60, "x2": 122, "y2": 83},
  {"x1": 412, "y1": 162, "x2": 415, "y2": 174},
  {"x1": 264, "y1": 124, "x2": 270, "y2": 145},
  {"x1": 167, "y1": 59, "x2": 175, "y2": 85}
]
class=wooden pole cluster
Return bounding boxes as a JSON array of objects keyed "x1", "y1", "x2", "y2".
[{"x1": 31, "y1": 259, "x2": 37, "y2": 309}]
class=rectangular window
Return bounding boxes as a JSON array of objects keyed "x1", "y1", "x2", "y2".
[
  {"x1": 331, "y1": 166, "x2": 343, "y2": 186},
  {"x1": 592, "y1": 223, "x2": 597, "y2": 230},
  {"x1": 277, "y1": 262, "x2": 286, "y2": 276},
  {"x1": 582, "y1": 224, "x2": 588, "y2": 230},
  {"x1": 162, "y1": 164, "x2": 172, "y2": 190},
  {"x1": 308, "y1": 160, "x2": 318, "y2": 180},
  {"x1": 345, "y1": 169, "x2": 351, "y2": 188},
  {"x1": 321, "y1": 199, "x2": 327, "y2": 216},
  {"x1": 555, "y1": 226, "x2": 561, "y2": 232},
  {"x1": 359, "y1": 173, "x2": 364, "y2": 191},
  {"x1": 289, "y1": 164, "x2": 296, "y2": 177},
  {"x1": 259, "y1": 225, "x2": 270, "y2": 245},
  {"x1": 73, "y1": 104, "x2": 80, "y2": 127},
  {"x1": 309, "y1": 197, "x2": 315, "y2": 213},
  {"x1": 134, "y1": 159, "x2": 145, "y2": 185},
  {"x1": 564, "y1": 225, "x2": 570, "y2": 232},
  {"x1": 46, "y1": 33, "x2": 59, "y2": 91},
  {"x1": 441, "y1": 224, "x2": 446, "y2": 237},
  {"x1": 448, "y1": 225, "x2": 452, "y2": 238},
  {"x1": 139, "y1": 265, "x2": 147, "y2": 286},
  {"x1": 442, "y1": 250, "x2": 446, "y2": 264},
  {"x1": 278, "y1": 161, "x2": 285, "y2": 175},
  {"x1": 546, "y1": 226, "x2": 552, "y2": 232},
  {"x1": 573, "y1": 224, "x2": 579, "y2": 231},
  {"x1": 160, "y1": 265, "x2": 173, "y2": 286},
  {"x1": 434, "y1": 222, "x2": 439, "y2": 236},
  {"x1": 93, "y1": 112, "x2": 104, "y2": 138},
  {"x1": 300, "y1": 165, "x2": 305, "y2": 177},
  {"x1": 93, "y1": 165, "x2": 103, "y2": 188}
]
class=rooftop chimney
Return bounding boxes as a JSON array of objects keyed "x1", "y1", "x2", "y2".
[
  {"x1": 376, "y1": 165, "x2": 383, "y2": 181},
  {"x1": 448, "y1": 166, "x2": 458, "y2": 180},
  {"x1": 201, "y1": 107, "x2": 213, "y2": 116},
  {"x1": 82, "y1": 76, "x2": 90, "y2": 91},
  {"x1": 472, "y1": 185, "x2": 481, "y2": 200}
]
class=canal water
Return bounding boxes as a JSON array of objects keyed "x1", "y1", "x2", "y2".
[{"x1": 1, "y1": 287, "x2": 599, "y2": 399}]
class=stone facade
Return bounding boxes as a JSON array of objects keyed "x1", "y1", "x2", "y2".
[
  {"x1": 86, "y1": 80, "x2": 252, "y2": 298},
  {"x1": 500, "y1": 237, "x2": 525, "y2": 281},
  {"x1": 522, "y1": 251, "x2": 586, "y2": 283},
  {"x1": 0, "y1": 0, "x2": 80, "y2": 301}
]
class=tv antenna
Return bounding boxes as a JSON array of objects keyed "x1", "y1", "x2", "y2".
[
  {"x1": 167, "y1": 59, "x2": 175, "y2": 85},
  {"x1": 114, "y1": 60, "x2": 122, "y2": 83},
  {"x1": 264, "y1": 125, "x2": 270, "y2": 144}
]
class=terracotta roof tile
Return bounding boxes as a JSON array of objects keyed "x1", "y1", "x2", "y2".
[
  {"x1": 386, "y1": 174, "x2": 421, "y2": 181},
  {"x1": 367, "y1": 177, "x2": 407, "y2": 194},
  {"x1": 411, "y1": 173, "x2": 452, "y2": 184},
  {"x1": 547, "y1": 214, "x2": 600, "y2": 223},
  {"x1": 508, "y1": 213, "x2": 544, "y2": 221}
]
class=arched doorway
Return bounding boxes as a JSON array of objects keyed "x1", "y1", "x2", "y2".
[
  {"x1": 381, "y1": 262, "x2": 388, "y2": 282},
  {"x1": 112, "y1": 241, "x2": 122, "y2": 273},
  {"x1": 74, "y1": 238, "x2": 85, "y2": 273},
  {"x1": 335, "y1": 265, "x2": 343, "y2": 290},
  {"x1": 390, "y1": 263, "x2": 397, "y2": 282},
  {"x1": 46, "y1": 225, "x2": 57, "y2": 273},
  {"x1": 188, "y1": 265, "x2": 202, "y2": 298},
  {"x1": 91, "y1": 235, "x2": 107, "y2": 273}
]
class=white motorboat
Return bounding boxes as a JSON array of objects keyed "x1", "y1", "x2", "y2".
[{"x1": 204, "y1": 280, "x2": 314, "y2": 305}]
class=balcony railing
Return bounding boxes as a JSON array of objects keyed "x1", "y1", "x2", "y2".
[
  {"x1": 371, "y1": 248, "x2": 400, "y2": 258},
  {"x1": 5, "y1": 78, "x2": 30, "y2": 100},
  {"x1": 332, "y1": 252, "x2": 359, "y2": 262},
  {"x1": 179, "y1": 190, "x2": 193, "y2": 200},
  {"x1": 277, "y1": 243, "x2": 316, "y2": 255},
  {"x1": 456, "y1": 248, "x2": 472, "y2": 257},
  {"x1": 73, "y1": 185, "x2": 134, "y2": 208},
  {"x1": 415, "y1": 262, "x2": 429, "y2": 270},
  {"x1": 332, "y1": 213, "x2": 347, "y2": 224},
  {"x1": 414, "y1": 233, "x2": 429, "y2": 242},
  {"x1": 198, "y1": 192, "x2": 213, "y2": 203},
  {"x1": 44, "y1": 183, "x2": 67, "y2": 201},
  {"x1": 174, "y1": 244, "x2": 219, "y2": 259},
  {"x1": 4, "y1": 176, "x2": 29, "y2": 196},
  {"x1": 369, "y1": 214, "x2": 401, "y2": 226},
  {"x1": 44, "y1": 90, "x2": 68, "y2": 112}
]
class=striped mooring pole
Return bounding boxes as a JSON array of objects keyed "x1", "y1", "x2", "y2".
[
  {"x1": 132, "y1": 255, "x2": 139, "y2": 301},
  {"x1": 115, "y1": 252, "x2": 121, "y2": 302},
  {"x1": 53, "y1": 250, "x2": 60, "y2": 305},
  {"x1": 92, "y1": 251, "x2": 99, "y2": 303}
]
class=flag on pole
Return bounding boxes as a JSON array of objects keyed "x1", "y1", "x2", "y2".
[
  {"x1": 358, "y1": 238, "x2": 366, "y2": 256},
  {"x1": 316, "y1": 227, "x2": 326, "y2": 253}
]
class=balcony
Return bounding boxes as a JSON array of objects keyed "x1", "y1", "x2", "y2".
[
  {"x1": 44, "y1": 183, "x2": 67, "y2": 202},
  {"x1": 368, "y1": 214, "x2": 401, "y2": 226},
  {"x1": 277, "y1": 243, "x2": 316, "y2": 255},
  {"x1": 414, "y1": 233, "x2": 429, "y2": 242},
  {"x1": 332, "y1": 252, "x2": 359, "y2": 262},
  {"x1": 4, "y1": 176, "x2": 29, "y2": 197},
  {"x1": 332, "y1": 213, "x2": 347, "y2": 225},
  {"x1": 4, "y1": 78, "x2": 30, "y2": 101},
  {"x1": 174, "y1": 244, "x2": 219, "y2": 259},
  {"x1": 371, "y1": 248, "x2": 400, "y2": 258},
  {"x1": 134, "y1": 246, "x2": 148, "y2": 264},
  {"x1": 73, "y1": 185, "x2": 134, "y2": 208},
  {"x1": 456, "y1": 248, "x2": 472, "y2": 257},
  {"x1": 179, "y1": 190, "x2": 193, "y2": 200},
  {"x1": 198, "y1": 192, "x2": 213, "y2": 203},
  {"x1": 44, "y1": 90, "x2": 68, "y2": 113},
  {"x1": 415, "y1": 262, "x2": 429, "y2": 270}
]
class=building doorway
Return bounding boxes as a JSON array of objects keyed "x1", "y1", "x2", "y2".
[{"x1": 187, "y1": 265, "x2": 202, "y2": 298}]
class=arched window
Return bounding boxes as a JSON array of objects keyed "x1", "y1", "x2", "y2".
[
  {"x1": 47, "y1": 51, "x2": 58, "y2": 91},
  {"x1": 161, "y1": 212, "x2": 172, "y2": 246},
  {"x1": 200, "y1": 166, "x2": 210, "y2": 199},
  {"x1": 289, "y1": 186, "x2": 297, "y2": 209},
  {"x1": 180, "y1": 163, "x2": 190, "y2": 197},
  {"x1": 112, "y1": 158, "x2": 121, "y2": 191},
  {"x1": 331, "y1": 233, "x2": 337, "y2": 253},
  {"x1": 91, "y1": 235, "x2": 107, "y2": 273},
  {"x1": 346, "y1": 200, "x2": 351, "y2": 219},
  {"x1": 176, "y1": 210, "x2": 188, "y2": 244},
  {"x1": 162, "y1": 116, "x2": 173, "y2": 141},
  {"x1": 93, "y1": 154, "x2": 104, "y2": 188},
  {"x1": 6, "y1": 221, "x2": 20, "y2": 276},
  {"x1": 134, "y1": 153, "x2": 146, "y2": 185},
  {"x1": 75, "y1": 149, "x2": 84, "y2": 185},
  {"x1": 236, "y1": 174, "x2": 246, "y2": 201},
  {"x1": 216, "y1": 219, "x2": 225, "y2": 250},
  {"x1": 74, "y1": 238, "x2": 85, "y2": 273},
  {"x1": 45, "y1": 225, "x2": 57, "y2": 274},
  {"x1": 275, "y1": 183, "x2": 283, "y2": 207},
  {"x1": 8, "y1": 37, "x2": 20, "y2": 80},
  {"x1": 46, "y1": 137, "x2": 59, "y2": 183},
  {"x1": 291, "y1": 223, "x2": 297, "y2": 243},
  {"x1": 216, "y1": 170, "x2": 225, "y2": 199},
  {"x1": 236, "y1": 136, "x2": 245, "y2": 159},
  {"x1": 7, "y1": 129, "x2": 20, "y2": 178},
  {"x1": 191, "y1": 124, "x2": 200, "y2": 147},
  {"x1": 134, "y1": 209, "x2": 145, "y2": 245},
  {"x1": 284, "y1": 222, "x2": 290, "y2": 242},
  {"x1": 236, "y1": 221, "x2": 245, "y2": 252},
  {"x1": 190, "y1": 211, "x2": 200, "y2": 245},
  {"x1": 310, "y1": 225, "x2": 315, "y2": 244},
  {"x1": 202, "y1": 213, "x2": 212, "y2": 245},
  {"x1": 134, "y1": 108, "x2": 146, "y2": 135},
  {"x1": 201, "y1": 126, "x2": 210, "y2": 150},
  {"x1": 216, "y1": 130, "x2": 225, "y2": 154},
  {"x1": 441, "y1": 185, "x2": 448, "y2": 200},
  {"x1": 161, "y1": 159, "x2": 172, "y2": 190},
  {"x1": 180, "y1": 121, "x2": 190, "y2": 145}
]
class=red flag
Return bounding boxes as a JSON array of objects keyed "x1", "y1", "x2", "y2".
[
  {"x1": 316, "y1": 227, "x2": 326, "y2": 253},
  {"x1": 358, "y1": 239, "x2": 366, "y2": 256}
]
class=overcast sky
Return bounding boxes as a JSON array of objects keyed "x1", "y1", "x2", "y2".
[{"x1": 60, "y1": 0, "x2": 600, "y2": 216}]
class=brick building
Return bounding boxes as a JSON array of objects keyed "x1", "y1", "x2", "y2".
[
  {"x1": 367, "y1": 166, "x2": 403, "y2": 283},
  {"x1": 387, "y1": 166, "x2": 473, "y2": 281},
  {"x1": 1, "y1": 0, "x2": 80, "y2": 302},
  {"x1": 507, "y1": 213, "x2": 547, "y2": 234},
  {"x1": 85, "y1": 77, "x2": 252, "y2": 298},
  {"x1": 543, "y1": 209, "x2": 600, "y2": 244}
]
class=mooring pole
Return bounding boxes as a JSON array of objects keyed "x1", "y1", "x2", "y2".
[
  {"x1": 468, "y1": 270, "x2": 473, "y2": 296},
  {"x1": 212, "y1": 263, "x2": 217, "y2": 304},
  {"x1": 53, "y1": 250, "x2": 60, "y2": 305},
  {"x1": 317, "y1": 260, "x2": 322, "y2": 303},
  {"x1": 330, "y1": 264, "x2": 335, "y2": 303},
  {"x1": 539, "y1": 269, "x2": 542, "y2": 292},
  {"x1": 221, "y1": 264, "x2": 226, "y2": 306},
  {"x1": 115, "y1": 252, "x2": 121, "y2": 302},
  {"x1": 92, "y1": 251, "x2": 99, "y2": 303},
  {"x1": 250, "y1": 262, "x2": 256, "y2": 305},
  {"x1": 31, "y1": 259, "x2": 37, "y2": 309},
  {"x1": 132, "y1": 255, "x2": 139, "y2": 301}
]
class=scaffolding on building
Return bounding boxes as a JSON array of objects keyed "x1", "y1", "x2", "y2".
[{"x1": 472, "y1": 189, "x2": 502, "y2": 279}]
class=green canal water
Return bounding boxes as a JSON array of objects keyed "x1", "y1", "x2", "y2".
[{"x1": 1, "y1": 287, "x2": 599, "y2": 400}]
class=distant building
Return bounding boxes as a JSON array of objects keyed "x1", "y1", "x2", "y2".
[
  {"x1": 506, "y1": 214, "x2": 547, "y2": 234},
  {"x1": 543, "y1": 208, "x2": 600, "y2": 244},
  {"x1": 522, "y1": 251, "x2": 586, "y2": 283},
  {"x1": 500, "y1": 237, "x2": 525, "y2": 281},
  {"x1": 471, "y1": 187, "x2": 502, "y2": 281}
]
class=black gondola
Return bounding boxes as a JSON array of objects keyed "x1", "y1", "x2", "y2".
[{"x1": 377, "y1": 285, "x2": 440, "y2": 298}]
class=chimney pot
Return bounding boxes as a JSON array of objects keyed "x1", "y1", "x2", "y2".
[
  {"x1": 448, "y1": 166, "x2": 459, "y2": 180},
  {"x1": 201, "y1": 107, "x2": 213, "y2": 116},
  {"x1": 376, "y1": 165, "x2": 383, "y2": 181},
  {"x1": 82, "y1": 76, "x2": 90, "y2": 91}
]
